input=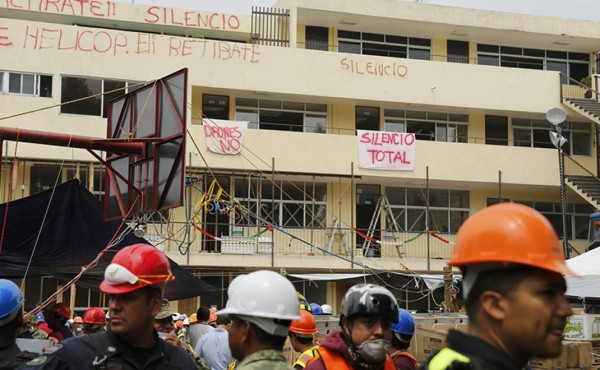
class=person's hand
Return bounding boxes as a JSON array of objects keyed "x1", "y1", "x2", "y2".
[
  {"x1": 47, "y1": 337, "x2": 59, "y2": 346},
  {"x1": 163, "y1": 332, "x2": 180, "y2": 347}
]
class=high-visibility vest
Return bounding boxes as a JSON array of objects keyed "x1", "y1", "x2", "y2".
[
  {"x1": 428, "y1": 348, "x2": 470, "y2": 370},
  {"x1": 293, "y1": 345, "x2": 320, "y2": 369},
  {"x1": 315, "y1": 346, "x2": 396, "y2": 370}
]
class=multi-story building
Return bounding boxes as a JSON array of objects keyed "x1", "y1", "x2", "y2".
[{"x1": 2, "y1": 0, "x2": 600, "y2": 313}]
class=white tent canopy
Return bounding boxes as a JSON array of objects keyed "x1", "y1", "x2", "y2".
[{"x1": 566, "y1": 247, "x2": 600, "y2": 299}]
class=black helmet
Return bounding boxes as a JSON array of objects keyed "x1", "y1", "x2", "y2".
[{"x1": 340, "y1": 284, "x2": 399, "y2": 323}]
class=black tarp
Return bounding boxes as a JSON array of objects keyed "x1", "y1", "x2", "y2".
[{"x1": 0, "y1": 179, "x2": 215, "y2": 300}]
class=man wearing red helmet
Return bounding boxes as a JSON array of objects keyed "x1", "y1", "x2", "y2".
[
  {"x1": 81, "y1": 307, "x2": 106, "y2": 335},
  {"x1": 19, "y1": 243, "x2": 196, "y2": 370},
  {"x1": 419, "y1": 203, "x2": 575, "y2": 370}
]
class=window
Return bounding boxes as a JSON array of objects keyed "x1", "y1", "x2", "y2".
[
  {"x1": 203, "y1": 94, "x2": 229, "y2": 120},
  {"x1": 234, "y1": 98, "x2": 327, "y2": 133},
  {"x1": 356, "y1": 106, "x2": 380, "y2": 132},
  {"x1": 234, "y1": 176, "x2": 327, "y2": 228},
  {"x1": 383, "y1": 109, "x2": 468, "y2": 142},
  {"x1": 387, "y1": 187, "x2": 469, "y2": 233},
  {"x1": 515, "y1": 200, "x2": 594, "y2": 240},
  {"x1": 60, "y1": 76, "x2": 139, "y2": 117},
  {"x1": 0, "y1": 71, "x2": 52, "y2": 97},
  {"x1": 513, "y1": 118, "x2": 591, "y2": 155},
  {"x1": 306, "y1": 26, "x2": 328, "y2": 51},
  {"x1": 30, "y1": 164, "x2": 62, "y2": 195},
  {"x1": 485, "y1": 115, "x2": 508, "y2": 146},
  {"x1": 477, "y1": 44, "x2": 589, "y2": 83},
  {"x1": 447, "y1": 40, "x2": 469, "y2": 64},
  {"x1": 338, "y1": 30, "x2": 430, "y2": 60}
]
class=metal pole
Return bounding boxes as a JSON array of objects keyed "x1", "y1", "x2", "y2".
[
  {"x1": 559, "y1": 148, "x2": 569, "y2": 258},
  {"x1": 426, "y1": 166, "x2": 430, "y2": 272}
]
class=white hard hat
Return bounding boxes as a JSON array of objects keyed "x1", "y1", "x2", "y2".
[
  {"x1": 183, "y1": 318, "x2": 189, "y2": 326},
  {"x1": 217, "y1": 270, "x2": 300, "y2": 336},
  {"x1": 321, "y1": 304, "x2": 333, "y2": 315}
]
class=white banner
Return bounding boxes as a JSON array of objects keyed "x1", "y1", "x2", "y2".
[
  {"x1": 203, "y1": 119, "x2": 248, "y2": 155},
  {"x1": 357, "y1": 130, "x2": 416, "y2": 170}
]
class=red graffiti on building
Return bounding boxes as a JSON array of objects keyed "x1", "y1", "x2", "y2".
[
  {"x1": 168, "y1": 38, "x2": 260, "y2": 63},
  {"x1": 3, "y1": 0, "x2": 116, "y2": 17},
  {"x1": 145, "y1": 6, "x2": 240, "y2": 30},
  {"x1": 23, "y1": 26, "x2": 127, "y2": 55},
  {"x1": 341, "y1": 57, "x2": 408, "y2": 78},
  {"x1": 0, "y1": 26, "x2": 13, "y2": 47}
]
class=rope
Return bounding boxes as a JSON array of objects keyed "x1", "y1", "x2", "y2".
[{"x1": 0, "y1": 129, "x2": 19, "y2": 254}]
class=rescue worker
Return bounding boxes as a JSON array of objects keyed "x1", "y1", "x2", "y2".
[
  {"x1": 288, "y1": 310, "x2": 319, "y2": 369},
  {"x1": 195, "y1": 314, "x2": 233, "y2": 370},
  {"x1": 389, "y1": 309, "x2": 417, "y2": 370},
  {"x1": 187, "y1": 309, "x2": 213, "y2": 349},
  {"x1": 71, "y1": 317, "x2": 83, "y2": 336},
  {"x1": 81, "y1": 307, "x2": 106, "y2": 335},
  {"x1": 305, "y1": 284, "x2": 398, "y2": 370},
  {"x1": 19, "y1": 243, "x2": 196, "y2": 369},
  {"x1": 35, "y1": 313, "x2": 50, "y2": 336},
  {"x1": 419, "y1": 203, "x2": 575, "y2": 370},
  {"x1": 0, "y1": 279, "x2": 37, "y2": 368},
  {"x1": 309, "y1": 304, "x2": 323, "y2": 315},
  {"x1": 45, "y1": 303, "x2": 72, "y2": 342},
  {"x1": 586, "y1": 220, "x2": 600, "y2": 252},
  {"x1": 217, "y1": 270, "x2": 301, "y2": 370},
  {"x1": 19, "y1": 315, "x2": 48, "y2": 340},
  {"x1": 320, "y1": 305, "x2": 333, "y2": 315}
]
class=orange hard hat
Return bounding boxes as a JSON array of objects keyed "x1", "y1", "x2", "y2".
[
  {"x1": 100, "y1": 244, "x2": 174, "y2": 295},
  {"x1": 83, "y1": 307, "x2": 107, "y2": 325},
  {"x1": 51, "y1": 303, "x2": 72, "y2": 319},
  {"x1": 189, "y1": 313, "x2": 198, "y2": 324},
  {"x1": 289, "y1": 309, "x2": 317, "y2": 335},
  {"x1": 175, "y1": 320, "x2": 184, "y2": 329},
  {"x1": 594, "y1": 220, "x2": 600, "y2": 228},
  {"x1": 207, "y1": 307, "x2": 217, "y2": 324},
  {"x1": 449, "y1": 202, "x2": 575, "y2": 276}
]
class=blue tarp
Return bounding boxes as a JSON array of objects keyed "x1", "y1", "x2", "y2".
[{"x1": 0, "y1": 179, "x2": 215, "y2": 300}]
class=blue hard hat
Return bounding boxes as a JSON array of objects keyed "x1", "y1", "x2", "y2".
[
  {"x1": 391, "y1": 308, "x2": 415, "y2": 336},
  {"x1": 35, "y1": 312, "x2": 45, "y2": 323},
  {"x1": 310, "y1": 303, "x2": 323, "y2": 315},
  {"x1": 0, "y1": 279, "x2": 24, "y2": 326}
]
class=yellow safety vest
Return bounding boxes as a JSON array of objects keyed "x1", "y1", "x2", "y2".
[
  {"x1": 428, "y1": 348, "x2": 470, "y2": 370},
  {"x1": 293, "y1": 345, "x2": 320, "y2": 369}
]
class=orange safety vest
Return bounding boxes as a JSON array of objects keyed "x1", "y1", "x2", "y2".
[
  {"x1": 316, "y1": 346, "x2": 396, "y2": 370},
  {"x1": 390, "y1": 350, "x2": 418, "y2": 369}
]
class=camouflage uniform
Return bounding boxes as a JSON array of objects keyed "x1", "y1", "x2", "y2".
[
  {"x1": 236, "y1": 349, "x2": 294, "y2": 370},
  {"x1": 24, "y1": 316, "x2": 49, "y2": 340}
]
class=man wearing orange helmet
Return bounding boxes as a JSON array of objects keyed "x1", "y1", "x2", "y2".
[
  {"x1": 419, "y1": 203, "x2": 575, "y2": 370},
  {"x1": 19, "y1": 243, "x2": 196, "y2": 370},
  {"x1": 288, "y1": 310, "x2": 319, "y2": 369},
  {"x1": 45, "y1": 303, "x2": 72, "y2": 342}
]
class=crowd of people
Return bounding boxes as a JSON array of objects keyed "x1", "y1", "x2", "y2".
[{"x1": 0, "y1": 203, "x2": 578, "y2": 370}]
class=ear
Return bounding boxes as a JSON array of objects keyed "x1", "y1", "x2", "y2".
[
  {"x1": 479, "y1": 290, "x2": 508, "y2": 321},
  {"x1": 150, "y1": 295, "x2": 162, "y2": 317},
  {"x1": 239, "y1": 320, "x2": 251, "y2": 344}
]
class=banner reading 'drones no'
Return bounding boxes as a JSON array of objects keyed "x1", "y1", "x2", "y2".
[
  {"x1": 203, "y1": 119, "x2": 248, "y2": 155},
  {"x1": 357, "y1": 130, "x2": 416, "y2": 171}
]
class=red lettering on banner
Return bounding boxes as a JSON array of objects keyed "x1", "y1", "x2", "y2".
[
  {"x1": 204, "y1": 125, "x2": 243, "y2": 154},
  {"x1": 5, "y1": 0, "x2": 114, "y2": 17},
  {"x1": 22, "y1": 26, "x2": 128, "y2": 56},
  {"x1": 367, "y1": 149, "x2": 410, "y2": 165},
  {"x1": 359, "y1": 132, "x2": 415, "y2": 146}
]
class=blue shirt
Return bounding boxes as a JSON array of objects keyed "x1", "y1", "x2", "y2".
[{"x1": 194, "y1": 328, "x2": 232, "y2": 370}]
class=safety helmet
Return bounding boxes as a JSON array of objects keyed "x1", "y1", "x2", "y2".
[
  {"x1": 310, "y1": 303, "x2": 323, "y2": 315},
  {"x1": 340, "y1": 284, "x2": 399, "y2": 323},
  {"x1": 449, "y1": 203, "x2": 575, "y2": 276},
  {"x1": 321, "y1": 304, "x2": 333, "y2": 315},
  {"x1": 0, "y1": 279, "x2": 24, "y2": 326},
  {"x1": 73, "y1": 316, "x2": 83, "y2": 324},
  {"x1": 189, "y1": 313, "x2": 198, "y2": 324},
  {"x1": 391, "y1": 309, "x2": 415, "y2": 336},
  {"x1": 51, "y1": 303, "x2": 72, "y2": 320},
  {"x1": 207, "y1": 307, "x2": 217, "y2": 325},
  {"x1": 100, "y1": 243, "x2": 174, "y2": 295},
  {"x1": 289, "y1": 309, "x2": 318, "y2": 335},
  {"x1": 298, "y1": 292, "x2": 312, "y2": 313},
  {"x1": 35, "y1": 312, "x2": 45, "y2": 323},
  {"x1": 83, "y1": 307, "x2": 106, "y2": 325},
  {"x1": 216, "y1": 270, "x2": 301, "y2": 337}
]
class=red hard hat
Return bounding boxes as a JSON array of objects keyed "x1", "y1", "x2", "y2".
[
  {"x1": 100, "y1": 244, "x2": 174, "y2": 295},
  {"x1": 289, "y1": 309, "x2": 317, "y2": 335},
  {"x1": 51, "y1": 303, "x2": 72, "y2": 319},
  {"x1": 450, "y1": 203, "x2": 575, "y2": 276},
  {"x1": 594, "y1": 220, "x2": 600, "y2": 228},
  {"x1": 83, "y1": 307, "x2": 107, "y2": 325}
]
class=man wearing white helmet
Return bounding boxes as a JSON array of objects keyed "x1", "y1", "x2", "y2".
[{"x1": 216, "y1": 270, "x2": 301, "y2": 370}]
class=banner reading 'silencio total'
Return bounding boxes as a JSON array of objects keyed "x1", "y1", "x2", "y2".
[{"x1": 357, "y1": 130, "x2": 416, "y2": 171}]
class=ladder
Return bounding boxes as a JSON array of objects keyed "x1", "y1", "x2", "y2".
[
  {"x1": 363, "y1": 194, "x2": 406, "y2": 258},
  {"x1": 326, "y1": 217, "x2": 349, "y2": 256}
]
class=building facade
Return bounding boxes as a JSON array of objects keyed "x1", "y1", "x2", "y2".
[{"x1": 1, "y1": 0, "x2": 599, "y2": 313}]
